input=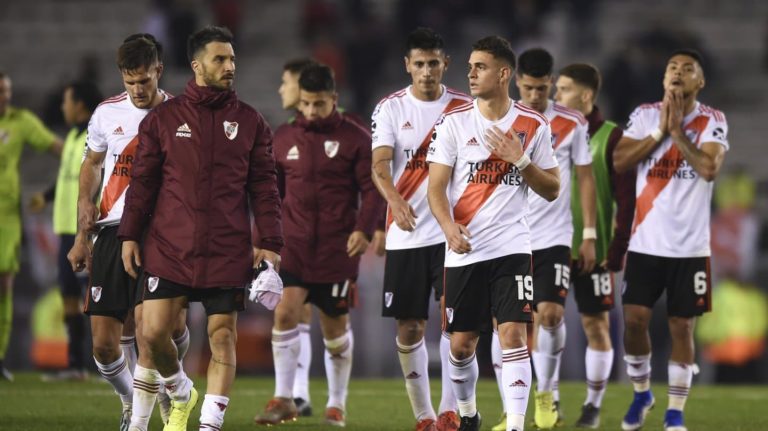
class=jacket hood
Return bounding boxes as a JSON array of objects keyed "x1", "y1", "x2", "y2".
[
  {"x1": 184, "y1": 79, "x2": 237, "y2": 108},
  {"x1": 294, "y1": 110, "x2": 343, "y2": 132}
]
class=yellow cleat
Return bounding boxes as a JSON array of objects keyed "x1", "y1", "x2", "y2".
[
  {"x1": 534, "y1": 391, "x2": 558, "y2": 429},
  {"x1": 491, "y1": 413, "x2": 507, "y2": 431},
  {"x1": 163, "y1": 387, "x2": 199, "y2": 431}
]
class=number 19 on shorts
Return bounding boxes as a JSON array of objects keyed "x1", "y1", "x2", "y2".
[{"x1": 515, "y1": 275, "x2": 533, "y2": 300}]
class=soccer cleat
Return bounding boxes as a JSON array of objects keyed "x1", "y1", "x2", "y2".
[
  {"x1": 254, "y1": 397, "x2": 298, "y2": 425},
  {"x1": 554, "y1": 401, "x2": 565, "y2": 426},
  {"x1": 491, "y1": 412, "x2": 506, "y2": 431},
  {"x1": 457, "y1": 412, "x2": 481, "y2": 431},
  {"x1": 294, "y1": 397, "x2": 313, "y2": 417},
  {"x1": 120, "y1": 405, "x2": 131, "y2": 431},
  {"x1": 0, "y1": 365, "x2": 13, "y2": 382},
  {"x1": 415, "y1": 417, "x2": 437, "y2": 431},
  {"x1": 325, "y1": 406, "x2": 346, "y2": 427},
  {"x1": 164, "y1": 386, "x2": 198, "y2": 431},
  {"x1": 575, "y1": 403, "x2": 600, "y2": 428},
  {"x1": 621, "y1": 390, "x2": 655, "y2": 430},
  {"x1": 663, "y1": 409, "x2": 687, "y2": 431},
  {"x1": 157, "y1": 390, "x2": 172, "y2": 424},
  {"x1": 534, "y1": 391, "x2": 558, "y2": 429},
  {"x1": 437, "y1": 411, "x2": 460, "y2": 431}
]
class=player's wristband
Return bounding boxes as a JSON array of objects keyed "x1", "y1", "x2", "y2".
[
  {"x1": 513, "y1": 153, "x2": 531, "y2": 171},
  {"x1": 650, "y1": 128, "x2": 664, "y2": 142},
  {"x1": 583, "y1": 227, "x2": 597, "y2": 240}
]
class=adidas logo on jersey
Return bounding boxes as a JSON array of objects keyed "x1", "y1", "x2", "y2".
[
  {"x1": 401, "y1": 121, "x2": 413, "y2": 130},
  {"x1": 405, "y1": 371, "x2": 421, "y2": 379},
  {"x1": 509, "y1": 379, "x2": 528, "y2": 387},
  {"x1": 176, "y1": 123, "x2": 192, "y2": 138},
  {"x1": 466, "y1": 137, "x2": 479, "y2": 146},
  {"x1": 287, "y1": 145, "x2": 299, "y2": 160},
  {"x1": 112, "y1": 126, "x2": 124, "y2": 135}
]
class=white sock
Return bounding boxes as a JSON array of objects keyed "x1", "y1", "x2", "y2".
[
  {"x1": 533, "y1": 320, "x2": 565, "y2": 392},
  {"x1": 397, "y1": 336, "x2": 436, "y2": 421},
  {"x1": 199, "y1": 394, "x2": 229, "y2": 430},
  {"x1": 160, "y1": 367, "x2": 193, "y2": 402},
  {"x1": 95, "y1": 354, "x2": 133, "y2": 403},
  {"x1": 668, "y1": 361, "x2": 693, "y2": 411},
  {"x1": 130, "y1": 365, "x2": 160, "y2": 430},
  {"x1": 553, "y1": 355, "x2": 561, "y2": 402},
  {"x1": 173, "y1": 326, "x2": 190, "y2": 361},
  {"x1": 324, "y1": 329, "x2": 353, "y2": 411},
  {"x1": 624, "y1": 354, "x2": 652, "y2": 392},
  {"x1": 120, "y1": 336, "x2": 137, "y2": 375},
  {"x1": 502, "y1": 347, "x2": 531, "y2": 431},
  {"x1": 272, "y1": 328, "x2": 301, "y2": 399},
  {"x1": 449, "y1": 352, "x2": 478, "y2": 418},
  {"x1": 293, "y1": 323, "x2": 312, "y2": 402},
  {"x1": 438, "y1": 331, "x2": 458, "y2": 413},
  {"x1": 491, "y1": 330, "x2": 506, "y2": 412},
  {"x1": 585, "y1": 348, "x2": 613, "y2": 407}
]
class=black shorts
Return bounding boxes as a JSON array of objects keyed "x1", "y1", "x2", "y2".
[
  {"x1": 382, "y1": 243, "x2": 444, "y2": 320},
  {"x1": 622, "y1": 251, "x2": 711, "y2": 317},
  {"x1": 281, "y1": 271, "x2": 350, "y2": 317},
  {"x1": 443, "y1": 254, "x2": 533, "y2": 333},
  {"x1": 532, "y1": 245, "x2": 572, "y2": 309},
  {"x1": 58, "y1": 234, "x2": 86, "y2": 298},
  {"x1": 141, "y1": 272, "x2": 246, "y2": 316},
  {"x1": 85, "y1": 226, "x2": 137, "y2": 322},
  {"x1": 572, "y1": 266, "x2": 615, "y2": 313}
]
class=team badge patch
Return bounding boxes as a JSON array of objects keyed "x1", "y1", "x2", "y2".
[
  {"x1": 148, "y1": 276, "x2": 159, "y2": 293},
  {"x1": 446, "y1": 307, "x2": 454, "y2": 324},
  {"x1": 91, "y1": 286, "x2": 102, "y2": 303},
  {"x1": 223, "y1": 121, "x2": 239, "y2": 140},
  {"x1": 384, "y1": 292, "x2": 393, "y2": 308},
  {"x1": 324, "y1": 140, "x2": 340, "y2": 158}
]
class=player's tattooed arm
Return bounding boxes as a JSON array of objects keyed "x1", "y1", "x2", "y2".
[
  {"x1": 372, "y1": 146, "x2": 416, "y2": 231},
  {"x1": 77, "y1": 147, "x2": 107, "y2": 234}
]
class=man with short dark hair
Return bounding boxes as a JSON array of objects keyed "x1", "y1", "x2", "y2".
[
  {"x1": 255, "y1": 63, "x2": 383, "y2": 428},
  {"x1": 372, "y1": 27, "x2": 471, "y2": 431},
  {"x1": 554, "y1": 63, "x2": 635, "y2": 428},
  {"x1": 119, "y1": 26, "x2": 284, "y2": 431},
  {"x1": 427, "y1": 36, "x2": 559, "y2": 431},
  {"x1": 614, "y1": 49, "x2": 727, "y2": 431},
  {"x1": 0, "y1": 71, "x2": 63, "y2": 381}
]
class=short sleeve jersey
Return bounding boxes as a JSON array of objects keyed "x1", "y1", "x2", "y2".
[
  {"x1": 623, "y1": 101, "x2": 728, "y2": 257},
  {"x1": 371, "y1": 85, "x2": 472, "y2": 250},
  {"x1": 0, "y1": 107, "x2": 55, "y2": 217},
  {"x1": 87, "y1": 91, "x2": 169, "y2": 226},
  {"x1": 528, "y1": 101, "x2": 591, "y2": 250},
  {"x1": 427, "y1": 99, "x2": 557, "y2": 267}
]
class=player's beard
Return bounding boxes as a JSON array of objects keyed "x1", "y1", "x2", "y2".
[{"x1": 202, "y1": 66, "x2": 234, "y2": 91}]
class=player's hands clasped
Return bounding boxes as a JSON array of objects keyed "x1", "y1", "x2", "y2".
[{"x1": 484, "y1": 126, "x2": 523, "y2": 163}]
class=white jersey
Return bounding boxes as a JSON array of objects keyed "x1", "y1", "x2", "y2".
[
  {"x1": 427, "y1": 99, "x2": 557, "y2": 267},
  {"x1": 371, "y1": 85, "x2": 472, "y2": 250},
  {"x1": 528, "y1": 101, "x2": 591, "y2": 250},
  {"x1": 624, "y1": 101, "x2": 728, "y2": 257},
  {"x1": 87, "y1": 91, "x2": 170, "y2": 226}
]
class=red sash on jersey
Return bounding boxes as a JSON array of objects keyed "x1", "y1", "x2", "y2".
[
  {"x1": 386, "y1": 98, "x2": 468, "y2": 229},
  {"x1": 452, "y1": 115, "x2": 539, "y2": 227},
  {"x1": 550, "y1": 115, "x2": 577, "y2": 150},
  {"x1": 632, "y1": 115, "x2": 709, "y2": 233},
  {"x1": 99, "y1": 135, "x2": 138, "y2": 220}
]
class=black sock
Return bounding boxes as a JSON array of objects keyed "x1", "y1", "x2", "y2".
[{"x1": 65, "y1": 314, "x2": 87, "y2": 370}]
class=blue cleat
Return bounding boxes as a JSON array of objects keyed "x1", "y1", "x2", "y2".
[
  {"x1": 663, "y1": 409, "x2": 687, "y2": 431},
  {"x1": 621, "y1": 390, "x2": 655, "y2": 430}
]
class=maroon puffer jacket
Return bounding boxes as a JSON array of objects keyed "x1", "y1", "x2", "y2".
[
  {"x1": 275, "y1": 111, "x2": 384, "y2": 283},
  {"x1": 118, "y1": 80, "x2": 283, "y2": 288}
]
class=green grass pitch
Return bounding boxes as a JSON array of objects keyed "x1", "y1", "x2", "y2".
[{"x1": 1, "y1": 373, "x2": 767, "y2": 430}]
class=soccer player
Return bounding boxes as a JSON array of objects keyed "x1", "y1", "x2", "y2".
[
  {"x1": 30, "y1": 81, "x2": 102, "y2": 381},
  {"x1": 0, "y1": 71, "x2": 63, "y2": 381},
  {"x1": 119, "y1": 26, "x2": 284, "y2": 431},
  {"x1": 255, "y1": 63, "x2": 383, "y2": 428},
  {"x1": 502, "y1": 48, "x2": 595, "y2": 430},
  {"x1": 613, "y1": 49, "x2": 727, "y2": 431},
  {"x1": 427, "y1": 36, "x2": 560, "y2": 431},
  {"x1": 371, "y1": 27, "x2": 471, "y2": 431},
  {"x1": 66, "y1": 34, "x2": 188, "y2": 429},
  {"x1": 554, "y1": 63, "x2": 636, "y2": 428}
]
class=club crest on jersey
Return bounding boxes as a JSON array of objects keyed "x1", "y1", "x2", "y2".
[
  {"x1": 446, "y1": 307, "x2": 454, "y2": 324},
  {"x1": 324, "y1": 140, "x2": 340, "y2": 158},
  {"x1": 384, "y1": 292, "x2": 393, "y2": 308},
  {"x1": 223, "y1": 121, "x2": 239, "y2": 140},
  {"x1": 91, "y1": 286, "x2": 102, "y2": 303},
  {"x1": 287, "y1": 145, "x2": 299, "y2": 160},
  {"x1": 516, "y1": 131, "x2": 527, "y2": 145},
  {"x1": 148, "y1": 276, "x2": 159, "y2": 293},
  {"x1": 712, "y1": 127, "x2": 725, "y2": 141}
]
